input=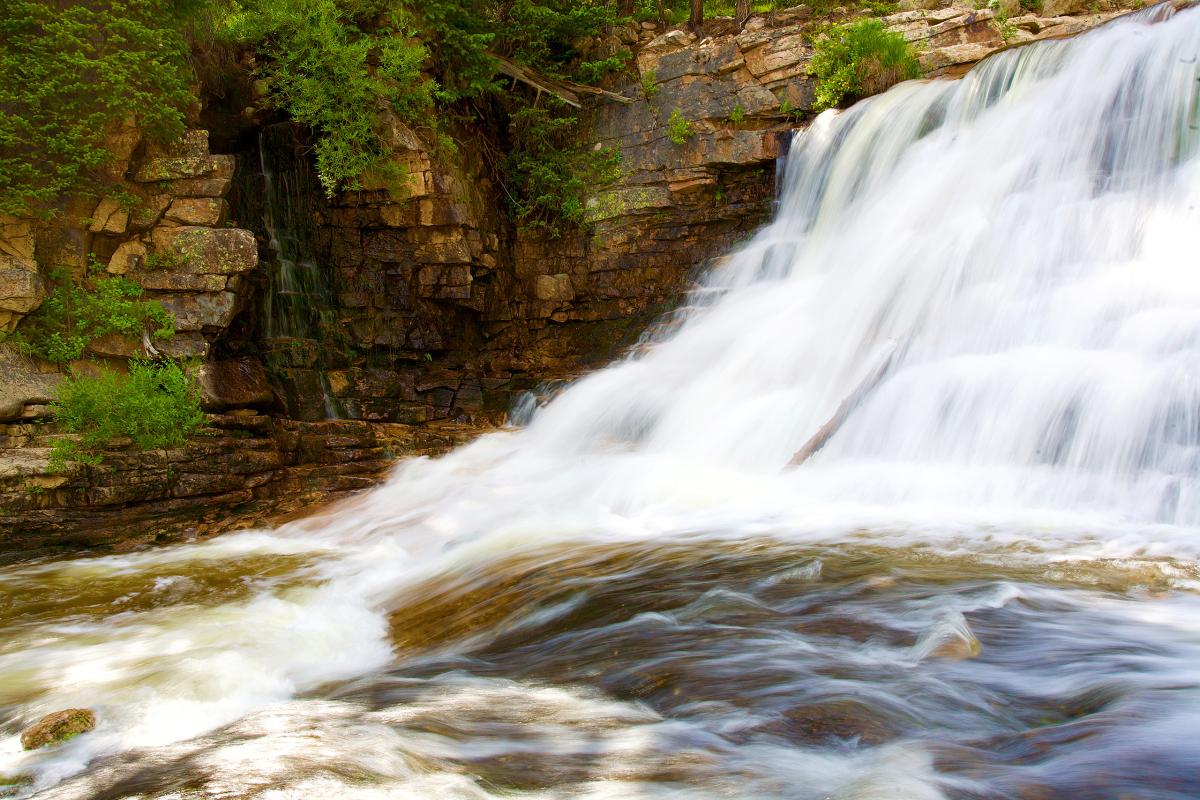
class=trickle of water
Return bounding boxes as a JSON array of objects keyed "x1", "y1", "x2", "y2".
[
  {"x1": 257, "y1": 124, "x2": 346, "y2": 420},
  {"x1": 3, "y1": 7, "x2": 1200, "y2": 799}
]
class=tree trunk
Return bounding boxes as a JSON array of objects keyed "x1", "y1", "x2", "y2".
[
  {"x1": 657, "y1": 0, "x2": 667, "y2": 24},
  {"x1": 735, "y1": 0, "x2": 751, "y2": 27},
  {"x1": 619, "y1": 0, "x2": 636, "y2": 17},
  {"x1": 689, "y1": 0, "x2": 704, "y2": 31}
]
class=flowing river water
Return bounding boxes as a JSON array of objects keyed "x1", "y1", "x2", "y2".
[{"x1": 4, "y1": 6, "x2": 1200, "y2": 798}]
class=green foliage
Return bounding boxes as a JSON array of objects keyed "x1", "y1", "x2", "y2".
[
  {"x1": 413, "y1": 0, "x2": 619, "y2": 99},
  {"x1": 506, "y1": 97, "x2": 622, "y2": 235},
  {"x1": 48, "y1": 360, "x2": 205, "y2": 471},
  {"x1": 808, "y1": 19, "x2": 920, "y2": 112},
  {"x1": 667, "y1": 109, "x2": 695, "y2": 145},
  {"x1": 641, "y1": 69, "x2": 659, "y2": 98},
  {"x1": 577, "y1": 49, "x2": 632, "y2": 85},
  {"x1": 0, "y1": 0, "x2": 197, "y2": 216},
  {"x1": 728, "y1": 104, "x2": 746, "y2": 123},
  {"x1": 221, "y1": 0, "x2": 433, "y2": 195},
  {"x1": 8, "y1": 269, "x2": 174, "y2": 363}
]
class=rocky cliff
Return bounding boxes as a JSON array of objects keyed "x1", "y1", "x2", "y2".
[{"x1": 0, "y1": 0, "x2": 1144, "y2": 554}]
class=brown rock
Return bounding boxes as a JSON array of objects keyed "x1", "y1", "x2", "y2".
[
  {"x1": 197, "y1": 358, "x2": 274, "y2": 410},
  {"x1": 0, "y1": 345, "x2": 59, "y2": 421},
  {"x1": 89, "y1": 198, "x2": 129, "y2": 235},
  {"x1": 107, "y1": 239, "x2": 148, "y2": 275},
  {"x1": 0, "y1": 267, "x2": 44, "y2": 330},
  {"x1": 157, "y1": 291, "x2": 239, "y2": 332},
  {"x1": 534, "y1": 274, "x2": 574, "y2": 302},
  {"x1": 164, "y1": 198, "x2": 228, "y2": 227},
  {"x1": 151, "y1": 227, "x2": 258, "y2": 276},
  {"x1": 130, "y1": 194, "x2": 171, "y2": 230},
  {"x1": 20, "y1": 709, "x2": 96, "y2": 750}
]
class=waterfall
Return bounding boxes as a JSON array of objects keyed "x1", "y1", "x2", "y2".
[
  {"x1": 5, "y1": 9, "x2": 1200, "y2": 799},
  {"x1": 256, "y1": 124, "x2": 345, "y2": 420},
  {"x1": 306, "y1": 3, "x2": 1200, "y2": 551}
]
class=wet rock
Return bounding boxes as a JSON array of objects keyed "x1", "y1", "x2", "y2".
[
  {"x1": 20, "y1": 708, "x2": 96, "y2": 750},
  {"x1": 197, "y1": 358, "x2": 275, "y2": 411}
]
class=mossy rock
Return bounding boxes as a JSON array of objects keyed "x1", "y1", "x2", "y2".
[{"x1": 20, "y1": 708, "x2": 96, "y2": 750}]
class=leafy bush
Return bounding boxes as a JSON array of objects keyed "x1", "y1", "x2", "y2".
[
  {"x1": 667, "y1": 109, "x2": 694, "y2": 145},
  {"x1": 9, "y1": 269, "x2": 175, "y2": 363},
  {"x1": 220, "y1": 0, "x2": 433, "y2": 195},
  {"x1": 0, "y1": 0, "x2": 197, "y2": 216},
  {"x1": 48, "y1": 360, "x2": 205, "y2": 471},
  {"x1": 808, "y1": 19, "x2": 920, "y2": 112},
  {"x1": 506, "y1": 97, "x2": 622, "y2": 235}
]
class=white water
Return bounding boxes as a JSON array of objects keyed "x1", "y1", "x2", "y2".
[{"x1": 4, "y1": 7, "x2": 1200, "y2": 797}]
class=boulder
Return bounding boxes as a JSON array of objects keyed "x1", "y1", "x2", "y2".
[
  {"x1": 0, "y1": 346, "x2": 58, "y2": 421},
  {"x1": 20, "y1": 709, "x2": 96, "y2": 750}
]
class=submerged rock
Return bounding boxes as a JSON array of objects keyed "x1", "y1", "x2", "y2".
[{"x1": 20, "y1": 708, "x2": 96, "y2": 750}]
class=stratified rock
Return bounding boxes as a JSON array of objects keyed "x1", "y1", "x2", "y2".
[{"x1": 20, "y1": 709, "x2": 96, "y2": 750}]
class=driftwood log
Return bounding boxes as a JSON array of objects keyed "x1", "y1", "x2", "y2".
[{"x1": 788, "y1": 340, "x2": 899, "y2": 466}]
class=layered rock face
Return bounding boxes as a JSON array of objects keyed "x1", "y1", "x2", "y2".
[{"x1": 0, "y1": 1, "x2": 1143, "y2": 552}]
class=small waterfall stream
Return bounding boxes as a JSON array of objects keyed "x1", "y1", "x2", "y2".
[
  {"x1": 255, "y1": 124, "x2": 345, "y2": 420},
  {"x1": 2, "y1": 7, "x2": 1200, "y2": 798}
]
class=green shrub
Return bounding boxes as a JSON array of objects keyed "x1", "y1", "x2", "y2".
[
  {"x1": 808, "y1": 19, "x2": 920, "y2": 112},
  {"x1": 48, "y1": 360, "x2": 205, "y2": 471},
  {"x1": 0, "y1": 0, "x2": 197, "y2": 216},
  {"x1": 220, "y1": 0, "x2": 433, "y2": 196},
  {"x1": 641, "y1": 69, "x2": 659, "y2": 98},
  {"x1": 667, "y1": 109, "x2": 695, "y2": 145},
  {"x1": 728, "y1": 104, "x2": 746, "y2": 123},
  {"x1": 505, "y1": 97, "x2": 623, "y2": 235},
  {"x1": 8, "y1": 269, "x2": 175, "y2": 363}
]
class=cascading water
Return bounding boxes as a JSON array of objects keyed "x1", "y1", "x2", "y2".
[
  {"x1": 3, "y1": 7, "x2": 1200, "y2": 799},
  {"x1": 256, "y1": 124, "x2": 345, "y2": 420}
]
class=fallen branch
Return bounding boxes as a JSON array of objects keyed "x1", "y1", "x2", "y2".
[
  {"x1": 788, "y1": 340, "x2": 900, "y2": 467},
  {"x1": 488, "y1": 53, "x2": 633, "y2": 107}
]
